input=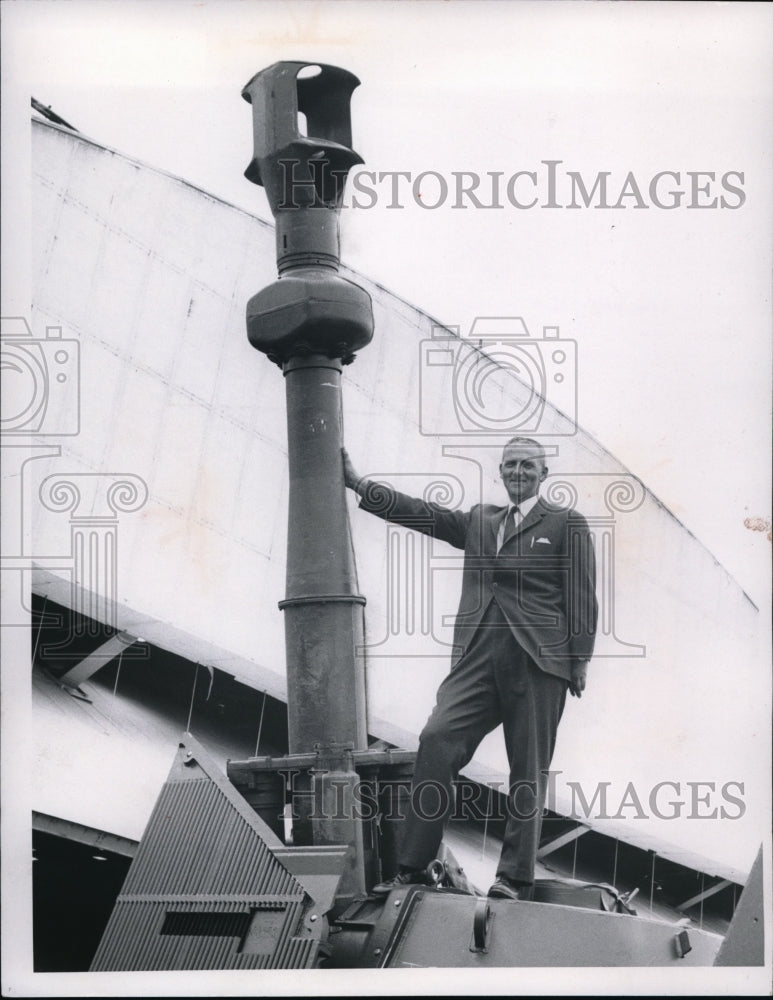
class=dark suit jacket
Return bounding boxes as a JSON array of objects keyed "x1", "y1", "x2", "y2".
[{"x1": 359, "y1": 486, "x2": 597, "y2": 682}]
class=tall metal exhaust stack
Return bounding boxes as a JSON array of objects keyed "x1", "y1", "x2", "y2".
[{"x1": 239, "y1": 61, "x2": 375, "y2": 904}]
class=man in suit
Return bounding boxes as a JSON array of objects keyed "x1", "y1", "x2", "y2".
[{"x1": 343, "y1": 436, "x2": 597, "y2": 900}]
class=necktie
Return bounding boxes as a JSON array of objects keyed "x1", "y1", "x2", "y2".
[{"x1": 501, "y1": 505, "x2": 520, "y2": 550}]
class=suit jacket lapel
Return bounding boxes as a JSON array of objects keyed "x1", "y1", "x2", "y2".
[
  {"x1": 486, "y1": 507, "x2": 502, "y2": 552},
  {"x1": 486, "y1": 507, "x2": 507, "y2": 553},
  {"x1": 488, "y1": 498, "x2": 547, "y2": 552},
  {"x1": 512, "y1": 498, "x2": 545, "y2": 538},
  {"x1": 499, "y1": 497, "x2": 546, "y2": 550}
]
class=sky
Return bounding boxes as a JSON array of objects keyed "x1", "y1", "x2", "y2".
[{"x1": 4, "y1": 0, "x2": 770, "y2": 611}]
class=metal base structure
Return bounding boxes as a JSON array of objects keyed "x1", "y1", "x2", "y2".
[
  {"x1": 228, "y1": 747, "x2": 417, "y2": 913},
  {"x1": 91, "y1": 733, "x2": 732, "y2": 971},
  {"x1": 328, "y1": 884, "x2": 724, "y2": 968}
]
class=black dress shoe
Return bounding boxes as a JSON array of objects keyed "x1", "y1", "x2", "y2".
[
  {"x1": 372, "y1": 869, "x2": 433, "y2": 895},
  {"x1": 488, "y1": 876, "x2": 527, "y2": 900}
]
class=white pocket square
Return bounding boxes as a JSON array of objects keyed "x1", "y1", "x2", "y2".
[{"x1": 536, "y1": 537, "x2": 551, "y2": 544}]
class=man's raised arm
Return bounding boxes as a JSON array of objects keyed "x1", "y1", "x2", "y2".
[{"x1": 341, "y1": 447, "x2": 470, "y2": 550}]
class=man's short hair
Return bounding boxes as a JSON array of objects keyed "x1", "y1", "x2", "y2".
[{"x1": 502, "y1": 436, "x2": 546, "y2": 460}]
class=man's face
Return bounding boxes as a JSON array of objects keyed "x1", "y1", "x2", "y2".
[{"x1": 499, "y1": 443, "x2": 548, "y2": 504}]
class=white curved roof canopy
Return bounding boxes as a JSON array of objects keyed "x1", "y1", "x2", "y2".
[{"x1": 28, "y1": 119, "x2": 764, "y2": 878}]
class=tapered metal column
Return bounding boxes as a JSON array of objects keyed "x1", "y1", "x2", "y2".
[{"x1": 279, "y1": 353, "x2": 367, "y2": 754}]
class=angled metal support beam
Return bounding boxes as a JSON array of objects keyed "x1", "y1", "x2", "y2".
[
  {"x1": 536, "y1": 823, "x2": 589, "y2": 859},
  {"x1": 676, "y1": 878, "x2": 732, "y2": 912},
  {"x1": 32, "y1": 811, "x2": 138, "y2": 858},
  {"x1": 57, "y1": 630, "x2": 138, "y2": 696}
]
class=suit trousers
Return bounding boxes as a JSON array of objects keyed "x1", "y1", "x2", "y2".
[{"x1": 399, "y1": 597, "x2": 569, "y2": 884}]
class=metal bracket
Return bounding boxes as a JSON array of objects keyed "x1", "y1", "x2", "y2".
[
  {"x1": 470, "y1": 898, "x2": 492, "y2": 953},
  {"x1": 674, "y1": 928, "x2": 692, "y2": 959}
]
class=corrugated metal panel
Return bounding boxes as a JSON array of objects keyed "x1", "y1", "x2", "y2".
[
  {"x1": 121, "y1": 779, "x2": 297, "y2": 896},
  {"x1": 91, "y1": 736, "x2": 321, "y2": 970},
  {"x1": 94, "y1": 900, "x2": 313, "y2": 971}
]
